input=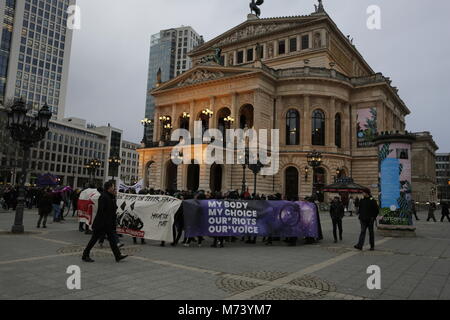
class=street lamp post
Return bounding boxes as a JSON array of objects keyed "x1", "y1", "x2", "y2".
[
  {"x1": 249, "y1": 160, "x2": 264, "y2": 199},
  {"x1": 85, "y1": 159, "x2": 101, "y2": 185},
  {"x1": 108, "y1": 155, "x2": 121, "y2": 182},
  {"x1": 140, "y1": 118, "x2": 152, "y2": 147},
  {"x1": 239, "y1": 147, "x2": 249, "y2": 194},
  {"x1": 6, "y1": 98, "x2": 51, "y2": 233},
  {"x1": 306, "y1": 150, "x2": 323, "y2": 197},
  {"x1": 159, "y1": 116, "x2": 172, "y2": 142}
]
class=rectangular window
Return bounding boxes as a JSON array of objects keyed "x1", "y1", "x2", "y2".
[
  {"x1": 278, "y1": 40, "x2": 286, "y2": 55},
  {"x1": 237, "y1": 51, "x2": 244, "y2": 64},
  {"x1": 301, "y1": 35, "x2": 310, "y2": 50},
  {"x1": 247, "y1": 48, "x2": 254, "y2": 62},
  {"x1": 289, "y1": 38, "x2": 297, "y2": 52}
]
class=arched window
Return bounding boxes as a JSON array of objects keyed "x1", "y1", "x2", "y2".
[
  {"x1": 239, "y1": 104, "x2": 254, "y2": 129},
  {"x1": 312, "y1": 110, "x2": 325, "y2": 146},
  {"x1": 335, "y1": 113, "x2": 341, "y2": 148},
  {"x1": 285, "y1": 166, "x2": 299, "y2": 200},
  {"x1": 286, "y1": 109, "x2": 300, "y2": 145}
]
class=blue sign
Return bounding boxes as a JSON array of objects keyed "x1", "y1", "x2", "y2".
[{"x1": 381, "y1": 158, "x2": 400, "y2": 209}]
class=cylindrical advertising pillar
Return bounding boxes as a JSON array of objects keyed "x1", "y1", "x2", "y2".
[{"x1": 373, "y1": 132, "x2": 416, "y2": 228}]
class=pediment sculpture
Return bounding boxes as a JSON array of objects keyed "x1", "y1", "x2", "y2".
[{"x1": 177, "y1": 70, "x2": 225, "y2": 87}]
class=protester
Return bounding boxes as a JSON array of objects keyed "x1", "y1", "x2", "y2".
[
  {"x1": 37, "y1": 188, "x2": 52, "y2": 228},
  {"x1": 354, "y1": 190, "x2": 379, "y2": 251},
  {"x1": 71, "y1": 189, "x2": 80, "y2": 217},
  {"x1": 330, "y1": 196, "x2": 345, "y2": 243},
  {"x1": 440, "y1": 202, "x2": 450, "y2": 222},
  {"x1": 427, "y1": 202, "x2": 437, "y2": 222},
  {"x1": 82, "y1": 180, "x2": 128, "y2": 263}
]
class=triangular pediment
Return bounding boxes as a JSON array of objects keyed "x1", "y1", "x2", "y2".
[
  {"x1": 152, "y1": 65, "x2": 260, "y2": 92},
  {"x1": 191, "y1": 15, "x2": 324, "y2": 55}
]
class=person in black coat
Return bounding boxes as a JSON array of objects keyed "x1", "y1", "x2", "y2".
[
  {"x1": 354, "y1": 190, "x2": 379, "y2": 251},
  {"x1": 37, "y1": 189, "x2": 52, "y2": 228},
  {"x1": 441, "y1": 202, "x2": 450, "y2": 222},
  {"x1": 330, "y1": 196, "x2": 345, "y2": 243},
  {"x1": 82, "y1": 181, "x2": 128, "y2": 263}
]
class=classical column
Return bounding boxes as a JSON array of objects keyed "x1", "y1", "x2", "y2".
[
  {"x1": 171, "y1": 104, "x2": 177, "y2": 130},
  {"x1": 329, "y1": 97, "x2": 336, "y2": 147},
  {"x1": 343, "y1": 103, "x2": 351, "y2": 150},
  {"x1": 303, "y1": 95, "x2": 311, "y2": 147},
  {"x1": 189, "y1": 100, "x2": 195, "y2": 137},
  {"x1": 209, "y1": 96, "x2": 216, "y2": 129},
  {"x1": 153, "y1": 111, "x2": 159, "y2": 142},
  {"x1": 199, "y1": 164, "x2": 211, "y2": 192},
  {"x1": 231, "y1": 92, "x2": 238, "y2": 129}
]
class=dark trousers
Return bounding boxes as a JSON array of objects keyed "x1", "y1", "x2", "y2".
[
  {"x1": 37, "y1": 214, "x2": 48, "y2": 227},
  {"x1": 332, "y1": 218, "x2": 343, "y2": 241},
  {"x1": 83, "y1": 229, "x2": 121, "y2": 259},
  {"x1": 413, "y1": 211, "x2": 420, "y2": 220},
  {"x1": 427, "y1": 211, "x2": 437, "y2": 222},
  {"x1": 357, "y1": 218, "x2": 375, "y2": 249},
  {"x1": 441, "y1": 213, "x2": 450, "y2": 222}
]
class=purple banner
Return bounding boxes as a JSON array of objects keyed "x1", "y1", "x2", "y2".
[{"x1": 183, "y1": 200, "x2": 318, "y2": 238}]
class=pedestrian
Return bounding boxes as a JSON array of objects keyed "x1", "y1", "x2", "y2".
[
  {"x1": 347, "y1": 196, "x2": 355, "y2": 217},
  {"x1": 71, "y1": 189, "x2": 80, "y2": 217},
  {"x1": 355, "y1": 197, "x2": 360, "y2": 215},
  {"x1": 330, "y1": 196, "x2": 345, "y2": 243},
  {"x1": 82, "y1": 180, "x2": 128, "y2": 263},
  {"x1": 440, "y1": 202, "x2": 450, "y2": 222},
  {"x1": 354, "y1": 190, "x2": 379, "y2": 251},
  {"x1": 411, "y1": 200, "x2": 420, "y2": 221},
  {"x1": 51, "y1": 190, "x2": 62, "y2": 222},
  {"x1": 37, "y1": 188, "x2": 52, "y2": 228},
  {"x1": 426, "y1": 202, "x2": 437, "y2": 222}
]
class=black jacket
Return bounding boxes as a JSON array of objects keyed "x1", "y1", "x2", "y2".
[
  {"x1": 38, "y1": 192, "x2": 53, "y2": 216},
  {"x1": 330, "y1": 201, "x2": 345, "y2": 219},
  {"x1": 442, "y1": 204, "x2": 450, "y2": 216},
  {"x1": 358, "y1": 196, "x2": 379, "y2": 221},
  {"x1": 92, "y1": 191, "x2": 118, "y2": 232}
]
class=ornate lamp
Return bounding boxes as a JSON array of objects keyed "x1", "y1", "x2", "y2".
[{"x1": 6, "y1": 98, "x2": 52, "y2": 233}]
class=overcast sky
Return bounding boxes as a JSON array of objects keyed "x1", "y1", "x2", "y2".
[{"x1": 65, "y1": 0, "x2": 450, "y2": 152}]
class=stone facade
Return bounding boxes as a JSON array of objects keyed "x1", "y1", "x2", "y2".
[
  {"x1": 411, "y1": 132, "x2": 438, "y2": 203},
  {"x1": 137, "y1": 9, "x2": 434, "y2": 202}
]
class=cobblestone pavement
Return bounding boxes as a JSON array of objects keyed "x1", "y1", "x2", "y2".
[{"x1": 0, "y1": 209, "x2": 449, "y2": 300}]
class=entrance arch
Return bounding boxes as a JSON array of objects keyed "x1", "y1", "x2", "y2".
[
  {"x1": 187, "y1": 163, "x2": 200, "y2": 192},
  {"x1": 285, "y1": 166, "x2": 299, "y2": 200},
  {"x1": 313, "y1": 167, "x2": 327, "y2": 202},
  {"x1": 239, "y1": 104, "x2": 254, "y2": 129},
  {"x1": 165, "y1": 161, "x2": 177, "y2": 192},
  {"x1": 210, "y1": 163, "x2": 223, "y2": 193}
]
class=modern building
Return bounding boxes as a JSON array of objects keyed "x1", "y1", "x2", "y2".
[
  {"x1": 0, "y1": 0, "x2": 75, "y2": 119},
  {"x1": 0, "y1": 115, "x2": 108, "y2": 187},
  {"x1": 144, "y1": 26, "x2": 203, "y2": 143},
  {"x1": 436, "y1": 153, "x2": 450, "y2": 202},
  {"x1": 91, "y1": 124, "x2": 123, "y2": 182},
  {"x1": 120, "y1": 140, "x2": 140, "y2": 185}
]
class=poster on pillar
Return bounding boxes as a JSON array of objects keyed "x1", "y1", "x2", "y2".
[
  {"x1": 183, "y1": 200, "x2": 319, "y2": 238},
  {"x1": 378, "y1": 143, "x2": 413, "y2": 225},
  {"x1": 357, "y1": 108, "x2": 378, "y2": 147},
  {"x1": 116, "y1": 193, "x2": 182, "y2": 242}
]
